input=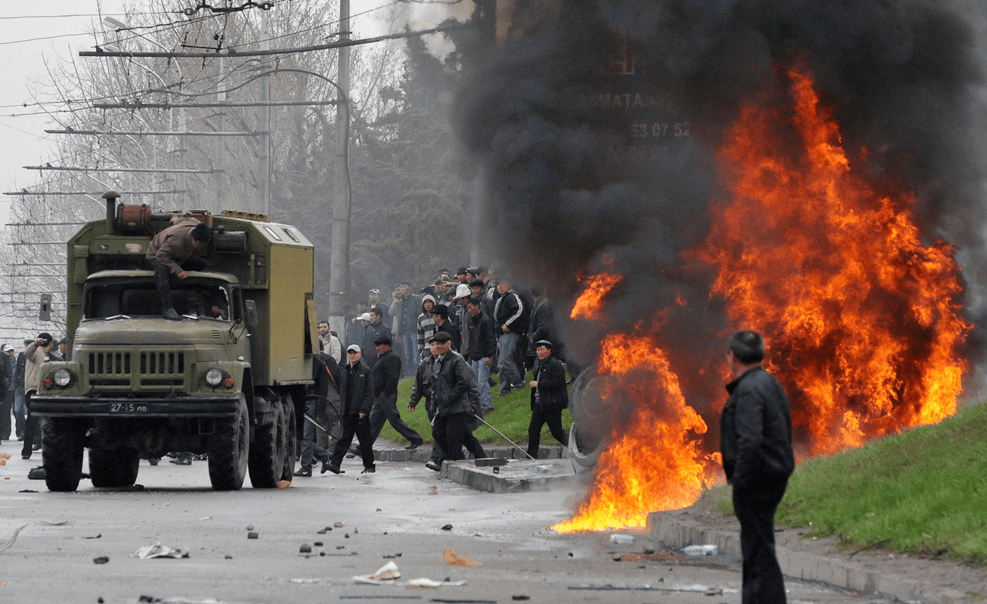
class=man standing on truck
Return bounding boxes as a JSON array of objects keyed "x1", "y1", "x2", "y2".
[{"x1": 145, "y1": 217, "x2": 211, "y2": 320}]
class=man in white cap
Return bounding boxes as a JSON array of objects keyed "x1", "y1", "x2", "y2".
[
  {"x1": 452, "y1": 283, "x2": 472, "y2": 354},
  {"x1": 323, "y1": 344, "x2": 376, "y2": 474}
]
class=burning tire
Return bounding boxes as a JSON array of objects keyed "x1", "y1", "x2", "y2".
[
  {"x1": 567, "y1": 368, "x2": 611, "y2": 473},
  {"x1": 208, "y1": 394, "x2": 249, "y2": 491},
  {"x1": 42, "y1": 418, "x2": 87, "y2": 492}
]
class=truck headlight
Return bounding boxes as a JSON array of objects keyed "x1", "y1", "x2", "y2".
[
  {"x1": 205, "y1": 367, "x2": 224, "y2": 387},
  {"x1": 53, "y1": 368, "x2": 73, "y2": 387}
]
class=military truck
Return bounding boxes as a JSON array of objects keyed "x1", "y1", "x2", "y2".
[{"x1": 32, "y1": 193, "x2": 318, "y2": 492}]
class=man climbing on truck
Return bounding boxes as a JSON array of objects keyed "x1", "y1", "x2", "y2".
[{"x1": 145, "y1": 216, "x2": 211, "y2": 320}]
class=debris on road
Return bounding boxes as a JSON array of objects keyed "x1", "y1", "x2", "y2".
[
  {"x1": 405, "y1": 578, "x2": 468, "y2": 588},
  {"x1": 93, "y1": 556, "x2": 109, "y2": 564},
  {"x1": 353, "y1": 560, "x2": 402, "y2": 584},
  {"x1": 0, "y1": 524, "x2": 28, "y2": 554},
  {"x1": 443, "y1": 548, "x2": 481, "y2": 567},
  {"x1": 609, "y1": 533, "x2": 637, "y2": 545},
  {"x1": 247, "y1": 532, "x2": 259, "y2": 539},
  {"x1": 133, "y1": 543, "x2": 190, "y2": 559},
  {"x1": 680, "y1": 544, "x2": 718, "y2": 556}
]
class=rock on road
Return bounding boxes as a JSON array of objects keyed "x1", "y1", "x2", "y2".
[{"x1": 0, "y1": 444, "x2": 895, "y2": 604}]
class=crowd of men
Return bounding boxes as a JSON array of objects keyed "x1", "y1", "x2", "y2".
[
  {"x1": 301, "y1": 265, "x2": 573, "y2": 475},
  {"x1": 0, "y1": 334, "x2": 68, "y2": 459}
]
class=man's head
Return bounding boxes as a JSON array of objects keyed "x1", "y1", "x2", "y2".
[
  {"x1": 318, "y1": 321, "x2": 330, "y2": 336},
  {"x1": 469, "y1": 279, "x2": 484, "y2": 298},
  {"x1": 453, "y1": 284, "x2": 471, "y2": 306},
  {"x1": 346, "y1": 344, "x2": 362, "y2": 365},
  {"x1": 535, "y1": 339, "x2": 553, "y2": 361},
  {"x1": 37, "y1": 332, "x2": 54, "y2": 351},
  {"x1": 456, "y1": 267, "x2": 469, "y2": 283},
  {"x1": 496, "y1": 279, "x2": 511, "y2": 295},
  {"x1": 370, "y1": 307, "x2": 383, "y2": 324},
  {"x1": 373, "y1": 334, "x2": 392, "y2": 354},
  {"x1": 429, "y1": 331, "x2": 452, "y2": 355},
  {"x1": 358, "y1": 312, "x2": 372, "y2": 325},
  {"x1": 727, "y1": 330, "x2": 765, "y2": 374},
  {"x1": 368, "y1": 289, "x2": 380, "y2": 304},
  {"x1": 59, "y1": 338, "x2": 68, "y2": 353},
  {"x1": 423, "y1": 297, "x2": 435, "y2": 312},
  {"x1": 431, "y1": 304, "x2": 448, "y2": 324},
  {"x1": 190, "y1": 223, "x2": 210, "y2": 249},
  {"x1": 466, "y1": 298, "x2": 483, "y2": 317}
]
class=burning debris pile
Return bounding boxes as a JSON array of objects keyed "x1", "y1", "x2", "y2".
[{"x1": 454, "y1": 0, "x2": 987, "y2": 530}]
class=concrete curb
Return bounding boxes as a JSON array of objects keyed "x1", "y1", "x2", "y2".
[{"x1": 647, "y1": 509, "x2": 969, "y2": 604}]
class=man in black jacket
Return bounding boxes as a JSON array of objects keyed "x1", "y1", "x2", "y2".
[
  {"x1": 493, "y1": 278, "x2": 528, "y2": 395},
  {"x1": 465, "y1": 298, "x2": 497, "y2": 414},
  {"x1": 364, "y1": 335, "x2": 423, "y2": 451},
  {"x1": 526, "y1": 340, "x2": 569, "y2": 459},
  {"x1": 719, "y1": 330, "x2": 794, "y2": 604},
  {"x1": 324, "y1": 344, "x2": 376, "y2": 474}
]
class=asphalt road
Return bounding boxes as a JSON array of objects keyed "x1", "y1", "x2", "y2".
[{"x1": 0, "y1": 441, "x2": 897, "y2": 604}]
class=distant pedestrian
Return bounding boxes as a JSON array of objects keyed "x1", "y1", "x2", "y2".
[
  {"x1": 464, "y1": 298, "x2": 497, "y2": 414},
  {"x1": 0, "y1": 345, "x2": 10, "y2": 442},
  {"x1": 526, "y1": 340, "x2": 569, "y2": 459},
  {"x1": 22, "y1": 333, "x2": 54, "y2": 460},
  {"x1": 324, "y1": 345, "x2": 376, "y2": 475},
  {"x1": 719, "y1": 330, "x2": 795, "y2": 604},
  {"x1": 416, "y1": 294, "x2": 437, "y2": 362},
  {"x1": 493, "y1": 278, "x2": 528, "y2": 395}
]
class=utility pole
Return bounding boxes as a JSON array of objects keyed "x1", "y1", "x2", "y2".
[
  {"x1": 259, "y1": 10, "x2": 272, "y2": 216},
  {"x1": 328, "y1": 0, "x2": 350, "y2": 333}
]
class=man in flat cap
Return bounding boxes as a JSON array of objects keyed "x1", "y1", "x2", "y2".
[
  {"x1": 526, "y1": 340, "x2": 569, "y2": 459},
  {"x1": 146, "y1": 216, "x2": 211, "y2": 320},
  {"x1": 363, "y1": 334, "x2": 423, "y2": 452}
]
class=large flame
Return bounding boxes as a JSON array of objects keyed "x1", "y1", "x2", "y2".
[
  {"x1": 555, "y1": 61, "x2": 969, "y2": 533},
  {"x1": 702, "y1": 61, "x2": 970, "y2": 454}
]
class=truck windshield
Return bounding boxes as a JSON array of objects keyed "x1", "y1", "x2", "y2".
[{"x1": 84, "y1": 281, "x2": 232, "y2": 321}]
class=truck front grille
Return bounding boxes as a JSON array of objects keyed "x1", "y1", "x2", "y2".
[{"x1": 85, "y1": 349, "x2": 189, "y2": 393}]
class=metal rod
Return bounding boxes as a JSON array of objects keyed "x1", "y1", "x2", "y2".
[{"x1": 470, "y1": 411, "x2": 535, "y2": 460}]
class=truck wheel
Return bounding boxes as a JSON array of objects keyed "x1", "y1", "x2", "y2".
[
  {"x1": 208, "y1": 394, "x2": 249, "y2": 491},
  {"x1": 248, "y1": 394, "x2": 294, "y2": 488},
  {"x1": 89, "y1": 447, "x2": 140, "y2": 488},
  {"x1": 42, "y1": 418, "x2": 87, "y2": 492}
]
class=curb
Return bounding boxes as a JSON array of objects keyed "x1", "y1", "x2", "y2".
[{"x1": 647, "y1": 509, "x2": 969, "y2": 604}]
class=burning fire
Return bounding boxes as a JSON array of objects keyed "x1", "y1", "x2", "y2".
[
  {"x1": 553, "y1": 332, "x2": 716, "y2": 532},
  {"x1": 570, "y1": 273, "x2": 623, "y2": 320},
  {"x1": 702, "y1": 61, "x2": 970, "y2": 454},
  {"x1": 556, "y1": 61, "x2": 969, "y2": 532}
]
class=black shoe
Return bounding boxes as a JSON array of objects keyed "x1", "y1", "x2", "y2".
[
  {"x1": 294, "y1": 467, "x2": 312, "y2": 477},
  {"x1": 163, "y1": 308, "x2": 181, "y2": 321},
  {"x1": 405, "y1": 441, "x2": 422, "y2": 450},
  {"x1": 324, "y1": 463, "x2": 344, "y2": 475},
  {"x1": 425, "y1": 461, "x2": 441, "y2": 472},
  {"x1": 361, "y1": 466, "x2": 375, "y2": 474}
]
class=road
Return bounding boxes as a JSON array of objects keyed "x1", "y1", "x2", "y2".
[{"x1": 0, "y1": 441, "x2": 896, "y2": 604}]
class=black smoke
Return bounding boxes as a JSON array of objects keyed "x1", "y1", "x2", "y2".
[{"x1": 453, "y1": 0, "x2": 987, "y2": 417}]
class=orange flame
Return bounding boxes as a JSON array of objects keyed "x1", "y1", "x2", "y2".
[
  {"x1": 570, "y1": 273, "x2": 623, "y2": 320},
  {"x1": 701, "y1": 61, "x2": 969, "y2": 454},
  {"x1": 553, "y1": 333, "x2": 716, "y2": 532},
  {"x1": 556, "y1": 60, "x2": 969, "y2": 534}
]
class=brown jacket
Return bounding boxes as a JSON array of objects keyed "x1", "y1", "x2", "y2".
[{"x1": 145, "y1": 217, "x2": 201, "y2": 275}]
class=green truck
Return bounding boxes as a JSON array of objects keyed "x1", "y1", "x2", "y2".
[{"x1": 32, "y1": 193, "x2": 318, "y2": 491}]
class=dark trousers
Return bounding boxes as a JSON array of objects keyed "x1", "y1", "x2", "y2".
[
  {"x1": 0, "y1": 389, "x2": 12, "y2": 440},
  {"x1": 526, "y1": 406, "x2": 568, "y2": 459},
  {"x1": 432, "y1": 412, "x2": 472, "y2": 461},
  {"x1": 147, "y1": 256, "x2": 207, "y2": 312},
  {"x1": 368, "y1": 394, "x2": 423, "y2": 446},
  {"x1": 328, "y1": 414, "x2": 375, "y2": 470},
  {"x1": 425, "y1": 402, "x2": 446, "y2": 465},
  {"x1": 733, "y1": 475, "x2": 789, "y2": 604},
  {"x1": 299, "y1": 398, "x2": 330, "y2": 470},
  {"x1": 21, "y1": 391, "x2": 39, "y2": 459}
]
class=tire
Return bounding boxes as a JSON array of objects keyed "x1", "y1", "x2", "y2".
[
  {"x1": 208, "y1": 394, "x2": 249, "y2": 491},
  {"x1": 42, "y1": 418, "x2": 87, "y2": 492},
  {"x1": 89, "y1": 447, "x2": 140, "y2": 488},
  {"x1": 248, "y1": 393, "x2": 295, "y2": 488}
]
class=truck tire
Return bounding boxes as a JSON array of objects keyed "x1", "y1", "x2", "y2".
[
  {"x1": 42, "y1": 418, "x2": 87, "y2": 492},
  {"x1": 89, "y1": 447, "x2": 140, "y2": 488},
  {"x1": 248, "y1": 394, "x2": 296, "y2": 488},
  {"x1": 208, "y1": 394, "x2": 249, "y2": 491}
]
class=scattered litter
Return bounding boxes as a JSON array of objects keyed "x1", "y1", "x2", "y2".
[
  {"x1": 511, "y1": 596, "x2": 530, "y2": 601},
  {"x1": 93, "y1": 556, "x2": 109, "y2": 564},
  {"x1": 246, "y1": 525, "x2": 254, "y2": 531},
  {"x1": 277, "y1": 480, "x2": 291, "y2": 490},
  {"x1": 85, "y1": 534, "x2": 102, "y2": 539},
  {"x1": 287, "y1": 578, "x2": 323, "y2": 584},
  {"x1": 314, "y1": 541, "x2": 324, "y2": 546},
  {"x1": 17, "y1": 490, "x2": 38, "y2": 493},
  {"x1": 440, "y1": 524, "x2": 453, "y2": 531},
  {"x1": 680, "y1": 544, "x2": 718, "y2": 556},
  {"x1": 334, "y1": 521, "x2": 345, "y2": 528},
  {"x1": 405, "y1": 578, "x2": 468, "y2": 588},
  {"x1": 0, "y1": 452, "x2": 10, "y2": 465},
  {"x1": 137, "y1": 597, "x2": 225, "y2": 603},
  {"x1": 340, "y1": 596, "x2": 423, "y2": 600},
  {"x1": 609, "y1": 533, "x2": 637, "y2": 545},
  {"x1": 133, "y1": 543, "x2": 190, "y2": 559},
  {"x1": 382, "y1": 552, "x2": 402, "y2": 559},
  {"x1": 299, "y1": 544, "x2": 312, "y2": 554},
  {"x1": 247, "y1": 532, "x2": 259, "y2": 539},
  {"x1": 443, "y1": 548, "x2": 481, "y2": 567},
  {"x1": 37, "y1": 521, "x2": 69, "y2": 526},
  {"x1": 569, "y1": 583, "x2": 734, "y2": 594},
  {"x1": 429, "y1": 486, "x2": 438, "y2": 495},
  {"x1": 200, "y1": 516, "x2": 211, "y2": 521},
  {"x1": 317, "y1": 526, "x2": 333, "y2": 534},
  {"x1": 353, "y1": 560, "x2": 401, "y2": 584},
  {"x1": 0, "y1": 524, "x2": 28, "y2": 554}
]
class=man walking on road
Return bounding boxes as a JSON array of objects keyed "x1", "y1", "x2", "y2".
[
  {"x1": 362, "y1": 335, "x2": 423, "y2": 452},
  {"x1": 324, "y1": 345, "x2": 376, "y2": 475},
  {"x1": 719, "y1": 330, "x2": 795, "y2": 604}
]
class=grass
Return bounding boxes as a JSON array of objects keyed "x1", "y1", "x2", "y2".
[
  {"x1": 379, "y1": 370, "x2": 573, "y2": 450},
  {"x1": 715, "y1": 401, "x2": 987, "y2": 565}
]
